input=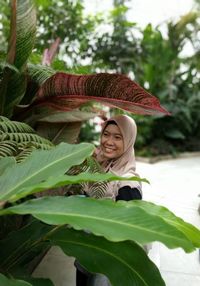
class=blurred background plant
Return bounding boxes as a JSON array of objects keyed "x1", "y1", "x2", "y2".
[{"x1": 0, "y1": 0, "x2": 199, "y2": 157}]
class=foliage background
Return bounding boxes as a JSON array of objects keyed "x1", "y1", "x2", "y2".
[{"x1": 0, "y1": 0, "x2": 199, "y2": 156}]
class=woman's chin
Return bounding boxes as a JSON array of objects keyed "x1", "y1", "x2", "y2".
[{"x1": 103, "y1": 152, "x2": 115, "y2": 159}]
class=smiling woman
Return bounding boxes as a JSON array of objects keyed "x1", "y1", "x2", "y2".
[
  {"x1": 75, "y1": 115, "x2": 143, "y2": 286},
  {"x1": 94, "y1": 114, "x2": 142, "y2": 200}
]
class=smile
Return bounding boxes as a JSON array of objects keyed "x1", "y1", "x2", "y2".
[{"x1": 104, "y1": 147, "x2": 116, "y2": 152}]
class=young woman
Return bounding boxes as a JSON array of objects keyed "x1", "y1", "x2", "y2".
[
  {"x1": 76, "y1": 114, "x2": 142, "y2": 286},
  {"x1": 94, "y1": 114, "x2": 142, "y2": 200}
]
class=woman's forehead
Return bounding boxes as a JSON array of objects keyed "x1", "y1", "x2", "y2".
[{"x1": 104, "y1": 124, "x2": 122, "y2": 136}]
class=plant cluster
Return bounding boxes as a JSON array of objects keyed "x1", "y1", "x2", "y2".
[{"x1": 0, "y1": 1, "x2": 200, "y2": 286}]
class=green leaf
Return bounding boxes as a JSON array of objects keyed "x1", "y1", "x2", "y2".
[
  {"x1": 8, "y1": 172, "x2": 148, "y2": 202},
  {"x1": 0, "y1": 219, "x2": 52, "y2": 272},
  {"x1": 0, "y1": 274, "x2": 32, "y2": 286},
  {"x1": 0, "y1": 156, "x2": 16, "y2": 175},
  {"x1": 36, "y1": 121, "x2": 82, "y2": 144},
  {"x1": 38, "y1": 110, "x2": 97, "y2": 123},
  {"x1": 0, "y1": 0, "x2": 37, "y2": 116},
  {"x1": 0, "y1": 142, "x2": 94, "y2": 202},
  {"x1": 7, "y1": 0, "x2": 37, "y2": 69},
  {"x1": 50, "y1": 227, "x2": 165, "y2": 286},
  {"x1": 133, "y1": 200, "x2": 200, "y2": 248},
  {"x1": 26, "y1": 110, "x2": 96, "y2": 144},
  {"x1": 1, "y1": 196, "x2": 196, "y2": 253},
  {"x1": 165, "y1": 129, "x2": 185, "y2": 139},
  {"x1": 0, "y1": 66, "x2": 26, "y2": 117},
  {"x1": 24, "y1": 278, "x2": 54, "y2": 286}
]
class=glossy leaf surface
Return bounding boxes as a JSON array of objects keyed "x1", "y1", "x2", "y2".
[
  {"x1": 0, "y1": 142, "x2": 94, "y2": 202},
  {"x1": 50, "y1": 227, "x2": 165, "y2": 286},
  {"x1": 33, "y1": 73, "x2": 170, "y2": 115},
  {"x1": 1, "y1": 196, "x2": 197, "y2": 253},
  {"x1": 0, "y1": 274, "x2": 32, "y2": 286},
  {"x1": 134, "y1": 200, "x2": 200, "y2": 247},
  {"x1": 0, "y1": 220, "x2": 52, "y2": 272},
  {"x1": 6, "y1": 172, "x2": 147, "y2": 202}
]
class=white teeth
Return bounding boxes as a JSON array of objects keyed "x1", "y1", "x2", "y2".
[{"x1": 105, "y1": 147, "x2": 114, "y2": 152}]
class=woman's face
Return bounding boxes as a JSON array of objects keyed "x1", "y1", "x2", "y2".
[{"x1": 100, "y1": 124, "x2": 124, "y2": 159}]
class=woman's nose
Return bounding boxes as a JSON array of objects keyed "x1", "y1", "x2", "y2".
[{"x1": 105, "y1": 136, "x2": 114, "y2": 145}]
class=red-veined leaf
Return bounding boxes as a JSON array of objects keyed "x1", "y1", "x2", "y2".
[{"x1": 34, "y1": 73, "x2": 170, "y2": 115}]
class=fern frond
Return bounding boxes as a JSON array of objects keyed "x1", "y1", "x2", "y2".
[
  {"x1": 0, "y1": 116, "x2": 53, "y2": 162},
  {"x1": 67, "y1": 156, "x2": 108, "y2": 198},
  {"x1": 0, "y1": 120, "x2": 34, "y2": 133},
  {"x1": 16, "y1": 142, "x2": 53, "y2": 163},
  {"x1": 2, "y1": 132, "x2": 53, "y2": 145},
  {"x1": 16, "y1": 145, "x2": 37, "y2": 163},
  {"x1": 0, "y1": 141, "x2": 18, "y2": 158}
]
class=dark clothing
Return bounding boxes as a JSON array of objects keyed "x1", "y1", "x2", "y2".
[
  {"x1": 76, "y1": 186, "x2": 142, "y2": 286},
  {"x1": 116, "y1": 186, "x2": 142, "y2": 201}
]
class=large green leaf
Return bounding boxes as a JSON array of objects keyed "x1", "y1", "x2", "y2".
[
  {"x1": 35, "y1": 109, "x2": 97, "y2": 144},
  {"x1": 37, "y1": 110, "x2": 97, "y2": 123},
  {"x1": 0, "y1": 219, "x2": 52, "y2": 273},
  {"x1": 0, "y1": 156, "x2": 16, "y2": 175},
  {"x1": 0, "y1": 142, "x2": 94, "y2": 202},
  {"x1": 49, "y1": 227, "x2": 165, "y2": 286},
  {"x1": 1, "y1": 68, "x2": 27, "y2": 117},
  {"x1": 7, "y1": 172, "x2": 147, "y2": 202},
  {"x1": 24, "y1": 278, "x2": 54, "y2": 286},
  {"x1": 26, "y1": 73, "x2": 170, "y2": 116},
  {"x1": 1, "y1": 196, "x2": 197, "y2": 253},
  {"x1": 133, "y1": 200, "x2": 200, "y2": 247},
  {"x1": 0, "y1": 274, "x2": 32, "y2": 286},
  {"x1": 19, "y1": 64, "x2": 56, "y2": 106},
  {"x1": 0, "y1": 0, "x2": 37, "y2": 116},
  {"x1": 36, "y1": 121, "x2": 82, "y2": 144},
  {"x1": 7, "y1": 0, "x2": 37, "y2": 69}
]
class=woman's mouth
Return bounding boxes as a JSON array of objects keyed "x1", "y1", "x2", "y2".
[{"x1": 104, "y1": 147, "x2": 115, "y2": 153}]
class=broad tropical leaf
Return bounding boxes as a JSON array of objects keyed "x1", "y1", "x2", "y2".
[
  {"x1": 27, "y1": 73, "x2": 170, "y2": 116},
  {"x1": 0, "y1": 156, "x2": 16, "y2": 175},
  {"x1": 19, "y1": 64, "x2": 56, "y2": 105},
  {"x1": 35, "y1": 110, "x2": 98, "y2": 144},
  {"x1": 0, "y1": 274, "x2": 32, "y2": 286},
  {"x1": 0, "y1": 0, "x2": 37, "y2": 116},
  {"x1": 2, "y1": 196, "x2": 198, "y2": 253},
  {"x1": 37, "y1": 110, "x2": 97, "y2": 123},
  {"x1": 7, "y1": 0, "x2": 36, "y2": 69},
  {"x1": 133, "y1": 200, "x2": 200, "y2": 247},
  {"x1": 49, "y1": 227, "x2": 165, "y2": 286},
  {"x1": 0, "y1": 142, "x2": 94, "y2": 202},
  {"x1": 0, "y1": 219, "x2": 52, "y2": 273},
  {"x1": 36, "y1": 121, "x2": 82, "y2": 144},
  {"x1": 4, "y1": 172, "x2": 147, "y2": 202},
  {"x1": 0, "y1": 68, "x2": 27, "y2": 117}
]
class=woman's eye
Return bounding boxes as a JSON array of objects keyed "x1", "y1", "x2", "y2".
[{"x1": 115, "y1": 136, "x2": 122, "y2": 140}]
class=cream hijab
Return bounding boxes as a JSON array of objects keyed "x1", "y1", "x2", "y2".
[{"x1": 96, "y1": 115, "x2": 142, "y2": 199}]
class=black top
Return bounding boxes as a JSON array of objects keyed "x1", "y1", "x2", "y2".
[{"x1": 115, "y1": 186, "x2": 142, "y2": 201}]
